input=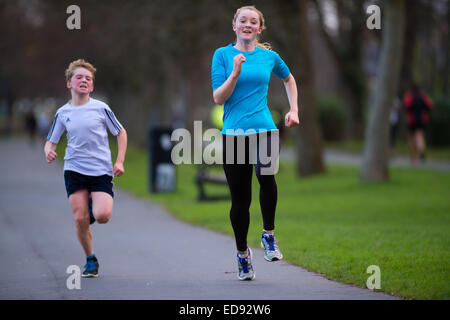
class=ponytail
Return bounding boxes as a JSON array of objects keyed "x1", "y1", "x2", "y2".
[{"x1": 255, "y1": 41, "x2": 271, "y2": 51}]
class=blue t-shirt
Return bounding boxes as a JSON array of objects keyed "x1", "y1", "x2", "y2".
[{"x1": 211, "y1": 44, "x2": 290, "y2": 135}]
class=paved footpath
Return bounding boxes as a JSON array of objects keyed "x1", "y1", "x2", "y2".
[
  {"x1": 281, "y1": 149, "x2": 450, "y2": 171},
  {"x1": 0, "y1": 138, "x2": 399, "y2": 300}
]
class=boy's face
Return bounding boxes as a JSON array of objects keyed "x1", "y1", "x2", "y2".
[{"x1": 67, "y1": 67, "x2": 94, "y2": 95}]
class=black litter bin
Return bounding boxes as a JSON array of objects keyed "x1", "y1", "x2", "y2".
[{"x1": 149, "y1": 127, "x2": 176, "y2": 193}]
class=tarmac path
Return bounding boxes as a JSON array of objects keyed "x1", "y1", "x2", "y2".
[{"x1": 0, "y1": 138, "x2": 399, "y2": 300}]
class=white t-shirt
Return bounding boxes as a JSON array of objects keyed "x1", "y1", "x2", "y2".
[{"x1": 46, "y1": 98, "x2": 123, "y2": 177}]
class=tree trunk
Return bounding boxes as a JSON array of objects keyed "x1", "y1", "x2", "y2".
[
  {"x1": 398, "y1": 0, "x2": 418, "y2": 95},
  {"x1": 443, "y1": 1, "x2": 450, "y2": 95},
  {"x1": 360, "y1": 0, "x2": 405, "y2": 182},
  {"x1": 295, "y1": 0, "x2": 325, "y2": 177}
]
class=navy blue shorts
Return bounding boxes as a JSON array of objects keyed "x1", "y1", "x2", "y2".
[
  {"x1": 408, "y1": 123, "x2": 426, "y2": 133},
  {"x1": 64, "y1": 170, "x2": 114, "y2": 198}
]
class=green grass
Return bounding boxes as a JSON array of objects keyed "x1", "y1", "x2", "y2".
[{"x1": 57, "y1": 141, "x2": 450, "y2": 299}]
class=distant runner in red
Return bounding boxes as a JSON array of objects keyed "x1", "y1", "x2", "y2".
[{"x1": 403, "y1": 83, "x2": 433, "y2": 165}]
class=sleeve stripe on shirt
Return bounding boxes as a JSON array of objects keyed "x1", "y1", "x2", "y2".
[
  {"x1": 106, "y1": 109, "x2": 122, "y2": 132},
  {"x1": 104, "y1": 109, "x2": 122, "y2": 133},
  {"x1": 46, "y1": 113, "x2": 59, "y2": 140}
]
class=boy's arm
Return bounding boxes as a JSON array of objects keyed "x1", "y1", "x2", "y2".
[
  {"x1": 113, "y1": 128, "x2": 127, "y2": 177},
  {"x1": 44, "y1": 140, "x2": 58, "y2": 163}
]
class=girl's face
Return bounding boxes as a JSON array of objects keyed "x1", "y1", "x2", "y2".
[
  {"x1": 67, "y1": 67, "x2": 94, "y2": 95},
  {"x1": 233, "y1": 9, "x2": 262, "y2": 43}
]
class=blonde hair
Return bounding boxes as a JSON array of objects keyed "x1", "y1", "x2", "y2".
[
  {"x1": 233, "y1": 5, "x2": 271, "y2": 50},
  {"x1": 65, "y1": 59, "x2": 96, "y2": 82}
]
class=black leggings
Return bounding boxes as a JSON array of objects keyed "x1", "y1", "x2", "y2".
[{"x1": 222, "y1": 133, "x2": 278, "y2": 252}]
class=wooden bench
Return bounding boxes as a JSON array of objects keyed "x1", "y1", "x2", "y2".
[{"x1": 195, "y1": 165, "x2": 229, "y2": 201}]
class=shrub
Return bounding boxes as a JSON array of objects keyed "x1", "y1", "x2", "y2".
[
  {"x1": 427, "y1": 96, "x2": 450, "y2": 146},
  {"x1": 316, "y1": 94, "x2": 347, "y2": 141}
]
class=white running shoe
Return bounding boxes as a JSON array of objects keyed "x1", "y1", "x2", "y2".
[
  {"x1": 261, "y1": 232, "x2": 283, "y2": 261},
  {"x1": 237, "y1": 248, "x2": 255, "y2": 281}
]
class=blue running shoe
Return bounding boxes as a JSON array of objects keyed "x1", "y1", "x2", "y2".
[
  {"x1": 237, "y1": 248, "x2": 255, "y2": 281},
  {"x1": 261, "y1": 232, "x2": 283, "y2": 261},
  {"x1": 82, "y1": 255, "x2": 99, "y2": 278},
  {"x1": 88, "y1": 194, "x2": 95, "y2": 225}
]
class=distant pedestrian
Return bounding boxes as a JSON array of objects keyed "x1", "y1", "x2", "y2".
[
  {"x1": 44, "y1": 59, "x2": 128, "y2": 277},
  {"x1": 389, "y1": 97, "x2": 401, "y2": 148},
  {"x1": 25, "y1": 109, "x2": 37, "y2": 144},
  {"x1": 403, "y1": 83, "x2": 433, "y2": 165},
  {"x1": 211, "y1": 5, "x2": 299, "y2": 281},
  {"x1": 37, "y1": 109, "x2": 51, "y2": 139}
]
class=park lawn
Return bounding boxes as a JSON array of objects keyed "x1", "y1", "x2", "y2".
[{"x1": 57, "y1": 141, "x2": 450, "y2": 299}]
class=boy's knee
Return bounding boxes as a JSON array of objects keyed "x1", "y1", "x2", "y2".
[
  {"x1": 94, "y1": 209, "x2": 111, "y2": 224},
  {"x1": 73, "y1": 211, "x2": 89, "y2": 227},
  {"x1": 96, "y1": 216, "x2": 110, "y2": 224}
]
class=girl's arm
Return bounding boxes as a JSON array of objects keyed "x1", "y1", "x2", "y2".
[
  {"x1": 44, "y1": 141, "x2": 58, "y2": 163},
  {"x1": 213, "y1": 54, "x2": 246, "y2": 105},
  {"x1": 283, "y1": 74, "x2": 300, "y2": 128},
  {"x1": 113, "y1": 128, "x2": 127, "y2": 177}
]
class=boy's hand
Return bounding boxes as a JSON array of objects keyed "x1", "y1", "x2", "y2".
[
  {"x1": 46, "y1": 150, "x2": 58, "y2": 163},
  {"x1": 113, "y1": 161, "x2": 124, "y2": 177}
]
